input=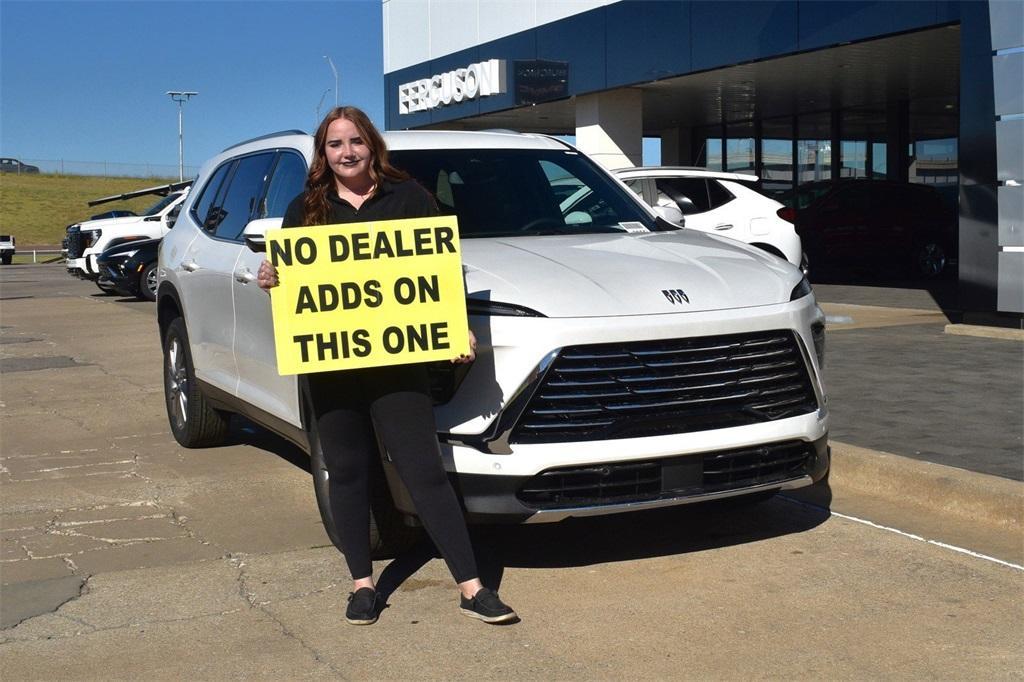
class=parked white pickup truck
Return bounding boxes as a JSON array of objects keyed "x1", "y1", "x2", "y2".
[
  {"x1": 65, "y1": 181, "x2": 190, "y2": 292},
  {"x1": 0, "y1": 234, "x2": 15, "y2": 265}
]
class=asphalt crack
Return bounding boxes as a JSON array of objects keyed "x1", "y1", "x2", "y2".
[{"x1": 228, "y1": 554, "x2": 348, "y2": 678}]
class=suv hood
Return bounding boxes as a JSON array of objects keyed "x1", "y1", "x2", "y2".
[
  {"x1": 463, "y1": 230, "x2": 800, "y2": 317},
  {"x1": 74, "y1": 215, "x2": 150, "y2": 231}
]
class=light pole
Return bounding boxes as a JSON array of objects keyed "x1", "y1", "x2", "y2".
[
  {"x1": 316, "y1": 88, "x2": 331, "y2": 127},
  {"x1": 167, "y1": 91, "x2": 198, "y2": 181},
  {"x1": 323, "y1": 55, "x2": 338, "y2": 107}
]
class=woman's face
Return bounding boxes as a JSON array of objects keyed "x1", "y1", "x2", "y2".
[{"x1": 324, "y1": 117, "x2": 373, "y2": 186}]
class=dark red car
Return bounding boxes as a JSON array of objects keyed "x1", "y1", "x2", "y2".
[{"x1": 779, "y1": 180, "x2": 956, "y2": 278}]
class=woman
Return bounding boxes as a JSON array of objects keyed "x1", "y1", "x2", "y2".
[{"x1": 257, "y1": 106, "x2": 516, "y2": 625}]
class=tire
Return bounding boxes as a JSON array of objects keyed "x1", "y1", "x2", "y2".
[
  {"x1": 162, "y1": 317, "x2": 229, "y2": 448},
  {"x1": 1, "y1": 254, "x2": 11, "y2": 265},
  {"x1": 138, "y1": 261, "x2": 158, "y2": 302},
  {"x1": 308, "y1": 415, "x2": 420, "y2": 559},
  {"x1": 96, "y1": 281, "x2": 116, "y2": 295},
  {"x1": 912, "y1": 241, "x2": 947, "y2": 279}
]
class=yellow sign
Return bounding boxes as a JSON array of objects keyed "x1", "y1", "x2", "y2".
[{"x1": 266, "y1": 216, "x2": 469, "y2": 375}]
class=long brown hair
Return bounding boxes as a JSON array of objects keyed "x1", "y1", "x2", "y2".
[{"x1": 303, "y1": 106, "x2": 408, "y2": 225}]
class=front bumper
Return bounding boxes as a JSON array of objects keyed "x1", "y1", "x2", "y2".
[
  {"x1": 66, "y1": 256, "x2": 98, "y2": 280},
  {"x1": 96, "y1": 260, "x2": 141, "y2": 296},
  {"x1": 435, "y1": 434, "x2": 830, "y2": 523}
]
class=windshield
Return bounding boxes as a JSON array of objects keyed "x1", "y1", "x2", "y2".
[
  {"x1": 142, "y1": 192, "x2": 182, "y2": 216},
  {"x1": 390, "y1": 149, "x2": 670, "y2": 238}
]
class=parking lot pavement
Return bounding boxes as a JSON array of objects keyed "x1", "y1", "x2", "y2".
[
  {"x1": 820, "y1": 310, "x2": 1023, "y2": 481},
  {"x1": 1, "y1": 265, "x2": 1022, "y2": 678}
]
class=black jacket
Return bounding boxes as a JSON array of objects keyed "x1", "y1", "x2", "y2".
[{"x1": 282, "y1": 178, "x2": 438, "y2": 228}]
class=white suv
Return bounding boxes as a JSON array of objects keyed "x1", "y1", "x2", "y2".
[
  {"x1": 158, "y1": 130, "x2": 829, "y2": 554},
  {"x1": 66, "y1": 184, "x2": 189, "y2": 291},
  {"x1": 614, "y1": 167, "x2": 805, "y2": 271}
]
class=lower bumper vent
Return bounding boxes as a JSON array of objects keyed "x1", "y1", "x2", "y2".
[{"x1": 517, "y1": 440, "x2": 815, "y2": 510}]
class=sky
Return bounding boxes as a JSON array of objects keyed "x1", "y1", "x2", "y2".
[
  {"x1": 1, "y1": 0, "x2": 659, "y2": 175},
  {"x1": 1, "y1": 0, "x2": 387, "y2": 173}
]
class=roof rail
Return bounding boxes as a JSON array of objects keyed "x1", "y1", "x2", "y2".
[{"x1": 221, "y1": 130, "x2": 307, "y2": 153}]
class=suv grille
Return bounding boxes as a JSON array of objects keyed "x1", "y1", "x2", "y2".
[
  {"x1": 66, "y1": 227, "x2": 85, "y2": 259},
  {"x1": 517, "y1": 440, "x2": 815, "y2": 509},
  {"x1": 511, "y1": 330, "x2": 818, "y2": 443}
]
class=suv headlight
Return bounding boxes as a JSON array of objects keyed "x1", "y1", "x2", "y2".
[
  {"x1": 84, "y1": 229, "x2": 102, "y2": 247},
  {"x1": 466, "y1": 299, "x2": 545, "y2": 317},
  {"x1": 789, "y1": 276, "x2": 812, "y2": 301}
]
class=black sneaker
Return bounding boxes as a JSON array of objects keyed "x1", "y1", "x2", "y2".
[
  {"x1": 460, "y1": 587, "x2": 518, "y2": 624},
  {"x1": 345, "y1": 587, "x2": 382, "y2": 625}
]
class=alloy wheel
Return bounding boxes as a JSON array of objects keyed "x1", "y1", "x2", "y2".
[
  {"x1": 166, "y1": 336, "x2": 188, "y2": 429},
  {"x1": 916, "y1": 242, "x2": 946, "y2": 277},
  {"x1": 145, "y1": 266, "x2": 158, "y2": 297}
]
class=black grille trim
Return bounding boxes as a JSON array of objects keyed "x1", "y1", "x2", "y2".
[
  {"x1": 516, "y1": 440, "x2": 815, "y2": 510},
  {"x1": 66, "y1": 228, "x2": 85, "y2": 259},
  {"x1": 510, "y1": 330, "x2": 818, "y2": 443}
]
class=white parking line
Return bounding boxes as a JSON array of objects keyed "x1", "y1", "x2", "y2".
[{"x1": 781, "y1": 497, "x2": 1024, "y2": 572}]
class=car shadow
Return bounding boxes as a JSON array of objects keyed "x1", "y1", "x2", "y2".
[
  {"x1": 226, "y1": 416, "x2": 312, "y2": 473},
  {"x1": 226, "y1": 416, "x2": 833, "y2": 599}
]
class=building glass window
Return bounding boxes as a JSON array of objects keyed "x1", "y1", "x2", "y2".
[
  {"x1": 698, "y1": 132, "x2": 723, "y2": 171},
  {"x1": 841, "y1": 141, "x2": 867, "y2": 178},
  {"x1": 872, "y1": 143, "x2": 888, "y2": 178},
  {"x1": 760, "y1": 116, "x2": 794, "y2": 199},
  {"x1": 797, "y1": 112, "x2": 832, "y2": 185},
  {"x1": 726, "y1": 121, "x2": 755, "y2": 175},
  {"x1": 841, "y1": 109, "x2": 885, "y2": 179}
]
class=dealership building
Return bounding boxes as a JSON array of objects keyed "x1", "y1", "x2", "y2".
[{"x1": 382, "y1": 0, "x2": 1022, "y2": 323}]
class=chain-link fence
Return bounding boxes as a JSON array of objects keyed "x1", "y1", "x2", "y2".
[{"x1": 6, "y1": 158, "x2": 200, "y2": 179}]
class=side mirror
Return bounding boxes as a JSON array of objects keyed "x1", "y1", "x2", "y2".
[
  {"x1": 564, "y1": 210, "x2": 593, "y2": 225},
  {"x1": 652, "y1": 204, "x2": 684, "y2": 226},
  {"x1": 242, "y1": 217, "x2": 283, "y2": 253}
]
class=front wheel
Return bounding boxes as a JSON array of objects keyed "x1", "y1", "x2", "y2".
[
  {"x1": 308, "y1": 415, "x2": 420, "y2": 559},
  {"x1": 138, "y1": 261, "x2": 158, "y2": 302},
  {"x1": 163, "y1": 317, "x2": 229, "y2": 448},
  {"x1": 913, "y1": 241, "x2": 947, "y2": 278},
  {"x1": 1, "y1": 254, "x2": 11, "y2": 265}
]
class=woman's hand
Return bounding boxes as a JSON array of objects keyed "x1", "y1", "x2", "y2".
[
  {"x1": 257, "y1": 259, "x2": 278, "y2": 291},
  {"x1": 452, "y1": 329, "x2": 477, "y2": 364}
]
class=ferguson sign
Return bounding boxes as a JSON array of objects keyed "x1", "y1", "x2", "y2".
[{"x1": 398, "y1": 59, "x2": 507, "y2": 114}]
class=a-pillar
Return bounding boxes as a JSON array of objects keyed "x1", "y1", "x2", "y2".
[{"x1": 575, "y1": 90, "x2": 643, "y2": 169}]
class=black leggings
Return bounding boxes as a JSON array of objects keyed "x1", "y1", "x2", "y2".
[{"x1": 309, "y1": 363, "x2": 478, "y2": 584}]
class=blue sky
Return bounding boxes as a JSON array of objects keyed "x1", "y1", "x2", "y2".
[
  {"x1": 1, "y1": 0, "x2": 386, "y2": 170},
  {"x1": 1, "y1": 0, "x2": 659, "y2": 173}
]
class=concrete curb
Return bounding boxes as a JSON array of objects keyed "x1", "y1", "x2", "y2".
[
  {"x1": 826, "y1": 440, "x2": 1023, "y2": 531},
  {"x1": 944, "y1": 323, "x2": 1024, "y2": 341}
]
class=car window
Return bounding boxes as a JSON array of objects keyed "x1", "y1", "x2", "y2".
[
  {"x1": 260, "y1": 152, "x2": 307, "y2": 219},
  {"x1": 623, "y1": 178, "x2": 645, "y2": 197},
  {"x1": 391, "y1": 149, "x2": 665, "y2": 237},
  {"x1": 832, "y1": 184, "x2": 871, "y2": 213},
  {"x1": 211, "y1": 152, "x2": 276, "y2": 241},
  {"x1": 142, "y1": 192, "x2": 183, "y2": 216},
  {"x1": 654, "y1": 178, "x2": 710, "y2": 215},
  {"x1": 707, "y1": 180, "x2": 734, "y2": 209},
  {"x1": 193, "y1": 162, "x2": 233, "y2": 232}
]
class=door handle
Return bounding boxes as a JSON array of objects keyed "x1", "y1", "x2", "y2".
[
  {"x1": 714, "y1": 223, "x2": 734, "y2": 231},
  {"x1": 234, "y1": 267, "x2": 256, "y2": 284},
  {"x1": 181, "y1": 259, "x2": 200, "y2": 272}
]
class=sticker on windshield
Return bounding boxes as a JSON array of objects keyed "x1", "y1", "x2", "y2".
[{"x1": 617, "y1": 222, "x2": 649, "y2": 233}]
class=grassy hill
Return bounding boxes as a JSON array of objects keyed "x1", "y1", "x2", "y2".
[{"x1": 0, "y1": 173, "x2": 178, "y2": 246}]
